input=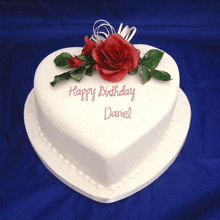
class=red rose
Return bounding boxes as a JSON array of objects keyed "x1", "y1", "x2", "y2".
[
  {"x1": 92, "y1": 33, "x2": 140, "y2": 82},
  {"x1": 68, "y1": 57, "x2": 84, "y2": 68},
  {"x1": 82, "y1": 36, "x2": 96, "y2": 56}
]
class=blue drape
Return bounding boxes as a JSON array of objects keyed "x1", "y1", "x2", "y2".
[{"x1": 1, "y1": 0, "x2": 220, "y2": 219}]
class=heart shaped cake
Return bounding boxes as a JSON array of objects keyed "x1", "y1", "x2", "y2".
[{"x1": 25, "y1": 20, "x2": 190, "y2": 202}]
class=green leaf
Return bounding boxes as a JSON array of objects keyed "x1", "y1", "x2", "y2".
[
  {"x1": 54, "y1": 52, "x2": 73, "y2": 68},
  {"x1": 80, "y1": 55, "x2": 96, "y2": 68},
  {"x1": 140, "y1": 49, "x2": 164, "y2": 68},
  {"x1": 77, "y1": 54, "x2": 87, "y2": 60},
  {"x1": 139, "y1": 65, "x2": 151, "y2": 84},
  {"x1": 50, "y1": 71, "x2": 71, "y2": 86},
  {"x1": 129, "y1": 66, "x2": 139, "y2": 75},
  {"x1": 50, "y1": 79, "x2": 59, "y2": 87},
  {"x1": 85, "y1": 65, "x2": 95, "y2": 76},
  {"x1": 86, "y1": 55, "x2": 96, "y2": 66},
  {"x1": 70, "y1": 67, "x2": 85, "y2": 82},
  {"x1": 151, "y1": 69, "x2": 172, "y2": 81}
]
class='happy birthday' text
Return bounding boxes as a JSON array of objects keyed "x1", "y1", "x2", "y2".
[{"x1": 68, "y1": 85, "x2": 135, "y2": 101}]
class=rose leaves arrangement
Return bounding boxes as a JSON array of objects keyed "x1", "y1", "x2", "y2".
[{"x1": 50, "y1": 33, "x2": 171, "y2": 86}]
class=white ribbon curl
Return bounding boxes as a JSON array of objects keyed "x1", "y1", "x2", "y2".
[{"x1": 90, "y1": 19, "x2": 137, "y2": 42}]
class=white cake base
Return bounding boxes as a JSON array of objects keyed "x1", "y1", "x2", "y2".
[{"x1": 24, "y1": 88, "x2": 191, "y2": 203}]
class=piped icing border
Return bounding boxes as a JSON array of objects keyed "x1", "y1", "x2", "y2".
[
  {"x1": 34, "y1": 108, "x2": 178, "y2": 191},
  {"x1": 24, "y1": 88, "x2": 191, "y2": 202}
]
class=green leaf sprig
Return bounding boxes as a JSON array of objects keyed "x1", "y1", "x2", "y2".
[
  {"x1": 50, "y1": 53, "x2": 95, "y2": 86},
  {"x1": 129, "y1": 49, "x2": 172, "y2": 84},
  {"x1": 50, "y1": 49, "x2": 171, "y2": 86}
]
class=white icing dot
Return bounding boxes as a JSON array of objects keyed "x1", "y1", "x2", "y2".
[
  {"x1": 70, "y1": 164, "x2": 75, "y2": 169},
  {"x1": 78, "y1": 170, "x2": 83, "y2": 176},
  {"x1": 128, "y1": 173, "x2": 135, "y2": 178},
  {"x1": 169, "y1": 128, "x2": 174, "y2": 133},
  {"x1": 58, "y1": 153, "x2": 64, "y2": 159},
  {"x1": 52, "y1": 148, "x2": 58, "y2": 153},
  {"x1": 134, "y1": 168, "x2": 141, "y2": 174},
  {"x1": 160, "y1": 141, "x2": 166, "y2": 146},
  {"x1": 97, "y1": 184, "x2": 104, "y2": 189},
  {"x1": 153, "y1": 152, "x2": 157, "y2": 156},
  {"x1": 116, "y1": 182, "x2": 123, "y2": 187},
  {"x1": 89, "y1": 179, "x2": 96, "y2": 185},
  {"x1": 168, "y1": 132, "x2": 173, "y2": 137},
  {"x1": 84, "y1": 175, "x2": 90, "y2": 180},
  {"x1": 157, "y1": 147, "x2": 162, "y2": 151},
  {"x1": 169, "y1": 123, "x2": 175, "y2": 128},
  {"x1": 142, "y1": 161, "x2": 147, "y2": 166},
  {"x1": 37, "y1": 126, "x2": 41, "y2": 131},
  {"x1": 170, "y1": 123, "x2": 176, "y2": 128},
  {"x1": 64, "y1": 159, "x2": 70, "y2": 164},
  {"x1": 47, "y1": 143, "x2": 52, "y2": 148},
  {"x1": 152, "y1": 165, "x2": 158, "y2": 169},
  {"x1": 172, "y1": 116, "x2": 177, "y2": 121},
  {"x1": 43, "y1": 137, "x2": 47, "y2": 142},
  {"x1": 122, "y1": 177, "x2": 128, "y2": 183},
  {"x1": 40, "y1": 132, "x2": 44, "y2": 137},
  {"x1": 148, "y1": 155, "x2": 153, "y2": 160},
  {"x1": 109, "y1": 185, "x2": 116, "y2": 190},
  {"x1": 164, "y1": 137, "x2": 170, "y2": 141}
]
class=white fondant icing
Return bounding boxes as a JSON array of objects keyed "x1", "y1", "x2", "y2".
[
  {"x1": 34, "y1": 45, "x2": 179, "y2": 186},
  {"x1": 24, "y1": 88, "x2": 191, "y2": 202}
]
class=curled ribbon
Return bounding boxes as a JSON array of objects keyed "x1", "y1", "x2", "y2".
[{"x1": 91, "y1": 19, "x2": 137, "y2": 42}]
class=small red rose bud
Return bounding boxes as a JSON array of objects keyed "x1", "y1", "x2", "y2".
[{"x1": 68, "y1": 57, "x2": 84, "y2": 68}]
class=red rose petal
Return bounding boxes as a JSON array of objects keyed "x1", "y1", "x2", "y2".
[
  {"x1": 68, "y1": 57, "x2": 84, "y2": 68},
  {"x1": 94, "y1": 63, "x2": 118, "y2": 75},
  {"x1": 91, "y1": 33, "x2": 140, "y2": 82},
  {"x1": 82, "y1": 36, "x2": 96, "y2": 56},
  {"x1": 100, "y1": 69, "x2": 128, "y2": 82}
]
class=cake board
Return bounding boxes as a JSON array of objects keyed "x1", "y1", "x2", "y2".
[{"x1": 24, "y1": 88, "x2": 191, "y2": 203}]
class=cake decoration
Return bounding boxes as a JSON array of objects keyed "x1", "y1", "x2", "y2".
[
  {"x1": 24, "y1": 17, "x2": 192, "y2": 202},
  {"x1": 68, "y1": 85, "x2": 135, "y2": 101},
  {"x1": 50, "y1": 20, "x2": 172, "y2": 86}
]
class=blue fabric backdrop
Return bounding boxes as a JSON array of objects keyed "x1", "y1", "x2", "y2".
[{"x1": 1, "y1": 0, "x2": 220, "y2": 219}]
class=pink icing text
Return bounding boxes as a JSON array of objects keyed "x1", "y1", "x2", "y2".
[
  {"x1": 68, "y1": 86, "x2": 96, "y2": 101},
  {"x1": 98, "y1": 85, "x2": 135, "y2": 101},
  {"x1": 104, "y1": 107, "x2": 132, "y2": 120}
]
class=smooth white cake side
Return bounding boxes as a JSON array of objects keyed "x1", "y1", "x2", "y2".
[{"x1": 34, "y1": 45, "x2": 179, "y2": 186}]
